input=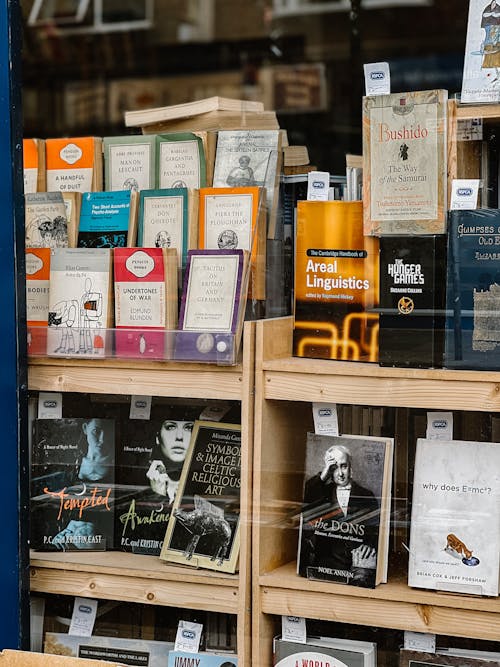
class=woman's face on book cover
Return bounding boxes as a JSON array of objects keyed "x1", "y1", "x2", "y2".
[
  {"x1": 159, "y1": 420, "x2": 194, "y2": 463},
  {"x1": 82, "y1": 418, "x2": 111, "y2": 460}
]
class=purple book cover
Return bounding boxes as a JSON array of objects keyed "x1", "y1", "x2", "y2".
[{"x1": 175, "y1": 249, "x2": 244, "y2": 362}]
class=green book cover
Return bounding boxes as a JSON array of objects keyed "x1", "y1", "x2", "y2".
[
  {"x1": 103, "y1": 135, "x2": 156, "y2": 191},
  {"x1": 155, "y1": 132, "x2": 206, "y2": 190}
]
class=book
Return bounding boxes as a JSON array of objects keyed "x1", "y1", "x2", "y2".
[
  {"x1": 378, "y1": 235, "x2": 447, "y2": 368},
  {"x1": 114, "y1": 247, "x2": 178, "y2": 358},
  {"x1": 124, "y1": 95, "x2": 265, "y2": 127},
  {"x1": 293, "y1": 201, "x2": 380, "y2": 363},
  {"x1": 298, "y1": 432, "x2": 393, "y2": 588},
  {"x1": 77, "y1": 190, "x2": 139, "y2": 248},
  {"x1": 23, "y1": 138, "x2": 45, "y2": 193},
  {"x1": 175, "y1": 249, "x2": 249, "y2": 363},
  {"x1": 44, "y1": 632, "x2": 174, "y2": 666},
  {"x1": 156, "y1": 132, "x2": 207, "y2": 190},
  {"x1": 409, "y1": 438, "x2": 500, "y2": 596},
  {"x1": 47, "y1": 248, "x2": 113, "y2": 358},
  {"x1": 198, "y1": 186, "x2": 266, "y2": 300},
  {"x1": 273, "y1": 636, "x2": 376, "y2": 667},
  {"x1": 31, "y1": 418, "x2": 115, "y2": 551},
  {"x1": 346, "y1": 154, "x2": 363, "y2": 201},
  {"x1": 45, "y1": 137, "x2": 103, "y2": 192},
  {"x1": 25, "y1": 192, "x2": 69, "y2": 249},
  {"x1": 283, "y1": 145, "x2": 309, "y2": 167},
  {"x1": 138, "y1": 110, "x2": 280, "y2": 134},
  {"x1": 26, "y1": 247, "x2": 50, "y2": 356},
  {"x1": 462, "y1": 0, "x2": 500, "y2": 104},
  {"x1": 212, "y1": 130, "x2": 282, "y2": 239},
  {"x1": 362, "y1": 89, "x2": 448, "y2": 235},
  {"x1": 61, "y1": 191, "x2": 81, "y2": 247},
  {"x1": 160, "y1": 420, "x2": 242, "y2": 573},
  {"x1": 400, "y1": 649, "x2": 500, "y2": 667},
  {"x1": 444, "y1": 209, "x2": 500, "y2": 370},
  {"x1": 168, "y1": 652, "x2": 238, "y2": 666},
  {"x1": 137, "y1": 188, "x2": 199, "y2": 270},
  {"x1": 103, "y1": 135, "x2": 156, "y2": 192}
]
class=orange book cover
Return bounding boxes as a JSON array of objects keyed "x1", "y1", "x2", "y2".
[
  {"x1": 23, "y1": 138, "x2": 45, "y2": 193},
  {"x1": 45, "y1": 137, "x2": 102, "y2": 192},
  {"x1": 26, "y1": 247, "x2": 50, "y2": 356},
  {"x1": 293, "y1": 200, "x2": 379, "y2": 362},
  {"x1": 198, "y1": 186, "x2": 266, "y2": 300}
]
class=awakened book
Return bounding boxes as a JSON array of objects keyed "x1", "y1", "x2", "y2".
[
  {"x1": 45, "y1": 136, "x2": 102, "y2": 192},
  {"x1": 409, "y1": 438, "x2": 500, "y2": 596},
  {"x1": 445, "y1": 209, "x2": 500, "y2": 370},
  {"x1": 273, "y1": 637, "x2": 376, "y2": 667},
  {"x1": 103, "y1": 135, "x2": 156, "y2": 192},
  {"x1": 363, "y1": 89, "x2": 447, "y2": 236},
  {"x1": 156, "y1": 132, "x2": 207, "y2": 190},
  {"x1": 77, "y1": 190, "x2": 139, "y2": 249},
  {"x1": 160, "y1": 420, "x2": 242, "y2": 573},
  {"x1": 25, "y1": 192, "x2": 69, "y2": 249},
  {"x1": 462, "y1": 0, "x2": 500, "y2": 103},
  {"x1": 298, "y1": 432, "x2": 393, "y2": 588},
  {"x1": 293, "y1": 201, "x2": 379, "y2": 362}
]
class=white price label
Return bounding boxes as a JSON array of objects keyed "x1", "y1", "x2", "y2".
[
  {"x1": 404, "y1": 631, "x2": 436, "y2": 653},
  {"x1": 129, "y1": 395, "x2": 152, "y2": 420},
  {"x1": 282, "y1": 616, "x2": 307, "y2": 644},
  {"x1": 450, "y1": 179, "x2": 480, "y2": 210},
  {"x1": 364, "y1": 62, "x2": 390, "y2": 95},
  {"x1": 68, "y1": 597, "x2": 98, "y2": 637},
  {"x1": 307, "y1": 171, "x2": 330, "y2": 201},
  {"x1": 426, "y1": 412, "x2": 453, "y2": 440},
  {"x1": 174, "y1": 620, "x2": 203, "y2": 653},
  {"x1": 312, "y1": 402, "x2": 339, "y2": 436},
  {"x1": 37, "y1": 392, "x2": 63, "y2": 419}
]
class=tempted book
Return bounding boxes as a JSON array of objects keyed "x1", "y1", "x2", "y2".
[
  {"x1": 156, "y1": 132, "x2": 207, "y2": 189},
  {"x1": 409, "y1": 438, "x2": 500, "y2": 596},
  {"x1": 77, "y1": 190, "x2": 139, "y2": 249},
  {"x1": 160, "y1": 420, "x2": 242, "y2": 573},
  {"x1": 298, "y1": 432, "x2": 393, "y2": 588},
  {"x1": 46, "y1": 137, "x2": 102, "y2": 193},
  {"x1": 104, "y1": 135, "x2": 156, "y2": 191},
  {"x1": 293, "y1": 201, "x2": 379, "y2": 362},
  {"x1": 363, "y1": 89, "x2": 447, "y2": 236},
  {"x1": 25, "y1": 192, "x2": 69, "y2": 249}
]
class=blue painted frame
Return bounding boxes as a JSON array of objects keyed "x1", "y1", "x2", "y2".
[{"x1": 0, "y1": 0, "x2": 30, "y2": 649}]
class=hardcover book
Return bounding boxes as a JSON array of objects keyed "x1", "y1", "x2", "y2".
[
  {"x1": 362, "y1": 89, "x2": 447, "y2": 235},
  {"x1": 400, "y1": 649, "x2": 500, "y2": 667},
  {"x1": 409, "y1": 438, "x2": 500, "y2": 596},
  {"x1": 445, "y1": 209, "x2": 500, "y2": 370},
  {"x1": 212, "y1": 130, "x2": 282, "y2": 239},
  {"x1": 114, "y1": 247, "x2": 178, "y2": 359},
  {"x1": 103, "y1": 135, "x2": 156, "y2": 192},
  {"x1": 156, "y1": 132, "x2": 207, "y2": 189},
  {"x1": 175, "y1": 249, "x2": 249, "y2": 363},
  {"x1": 298, "y1": 432, "x2": 393, "y2": 588},
  {"x1": 26, "y1": 247, "x2": 50, "y2": 356},
  {"x1": 25, "y1": 192, "x2": 69, "y2": 249},
  {"x1": 160, "y1": 420, "x2": 242, "y2": 573},
  {"x1": 77, "y1": 190, "x2": 139, "y2": 248},
  {"x1": 293, "y1": 201, "x2": 379, "y2": 363},
  {"x1": 273, "y1": 636, "x2": 376, "y2": 667},
  {"x1": 199, "y1": 186, "x2": 266, "y2": 300},
  {"x1": 31, "y1": 418, "x2": 115, "y2": 551},
  {"x1": 137, "y1": 188, "x2": 199, "y2": 270},
  {"x1": 168, "y1": 652, "x2": 238, "y2": 667},
  {"x1": 379, "y1": 235, "x2": 447, "y2": 368},
  {"x1": 23, "y1": 138, "x2": 45, "y2": 193},
  {"x1": 45, "y1": 137, "x2": 103, "y2": 193},
  {"x1": 462, "y1": 0, "x2": 500, "y2": 103},
  {"x1": 47, "y1": 248, "x2": 113, "y2": 358}
]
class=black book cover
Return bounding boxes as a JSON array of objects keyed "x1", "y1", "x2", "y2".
[
  {"x1": 378, "y1": 236, "x2": 447, "y2": 368},
  {"x1": 31, "y1": 418, "x2": 116, "y2": 551},
  {"x1": 445, "y1": 209, "x2": 500, "y2": 370}
]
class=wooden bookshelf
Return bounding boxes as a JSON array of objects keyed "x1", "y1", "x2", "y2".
[
  {"x1": 28, "y1": 322, "x2": 255, "y2": 667},
  {"x1": 253, "y1": 317, "x2": 500, "y2": 666}
]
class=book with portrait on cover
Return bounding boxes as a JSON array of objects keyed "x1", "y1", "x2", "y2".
[
  {"x1": 160, "y1": 420, "x2": 242, "y2": 573},
  {"x1": 362, "y1": 89, "x2": 447, "y2": 236},
  {"x1": 298, "y1": 432, "x2": 393, "y2": 588},
  {"x1": 273, "y1": 636, "x2": 376, "y2": 667}
]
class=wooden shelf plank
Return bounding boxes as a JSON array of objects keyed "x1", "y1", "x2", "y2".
[{"x1": 455, "y1": 104, "x2": 500, "y2": 121}]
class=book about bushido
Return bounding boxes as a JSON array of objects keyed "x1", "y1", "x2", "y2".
[{"x1": 293, "y1": 201, "x2": 379, "y2": 362}]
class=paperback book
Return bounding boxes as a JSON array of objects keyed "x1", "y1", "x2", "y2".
[
  {"x1": 31, "y1": 418, "x2": 115, "y2": 551},
  {"x1": 23, "y1": 138, "x2": 45, "y2": 193},
  {"x1": 77, "y1": 190, "x2": 139, "y2": 248},
  {"x1": 168, "y1": 652, "x2": 238, "y2": 667},
  {"x1": 401, "y1": 649, "x2": 500, "y2": 667},
  {"x1": 160, "y1": 420, "x2": 242, "y2": 573},
  {"x1": 45, "y1": 136, "x2": 103, "y2": 192},
  {"x1": 273, "y1": 636, "x2": 376, "y2": 667},
  {"x1": 298, "y1": 432, "x2": 393, "y2": 588},
  {"x1": 25, "y1": 192, "x2": 69, "y2": 249},
  {"x1": 462, "y1": 0, "x2": 500, "y2": 103},
  {"x1": 61, "y1": 191, "x2": 82, "y2": 248},
  {"x1": 362, "y1": 89, "x2": 447, "y2": 235},
  {"x1": 409, "y1": 438, "x2": 500, "y2": 596},
  {"x1": 156, "y1": 132, "x2": 207, "y2": 189},
  {"x1": 293, "y1": 201, "x2": 379, "y2": 362},
  {"x1": 26, "y1": 247, "x2": 50, "y2": 356},
  {"x1": 103, "y1": 135, "x2": 156, "y2": 191}
]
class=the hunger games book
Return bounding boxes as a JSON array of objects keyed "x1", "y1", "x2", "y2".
[
  {"x1": 363, "y1": 89, "x2": 447, "y2": 236},
  {"x1": 160, "y1": 420, "x2": 242, "y2": 573},
  {"x1": 298, "y1": 433, "x2": 393, "y2": 588},
  {"x1": 45, "y1": 137, "x2": 103, "y2": 193},
  {"x1": 409, "y1": 438, "x2": 500, "y2": 596},
  {"x1": 293, "y1": 200, "x2": 379, "y2": 362},
  {"x1": 378, "y1": 235, "x2": 447, "y2": 368},
  {"x1": 156, "y1": 132, "x2": 207, "y2": 190},
  {"x1": 77, "y1": 190, "x2": 139, "y2": 249},
  {"x1": 103, "y1": 135, "x2": 156, "y2": 191},
  {"x1": 31, "y1": 418, "x2": 115, "y2": 551},
  {"x1": 23, "y1": 138, "x2": 45, "y2": 193},
  {"x1": 445, "y1": 209, "x2": 500, "y2": 370},
  {"x1": 273, "y1": 637, "x2": 376, "y2": 667}
]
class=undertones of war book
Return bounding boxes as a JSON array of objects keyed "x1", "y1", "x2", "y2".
[
  {"x1": 363, "y1": 89, "x2": 447, "y2": 235},
  {"x1": 298, "y1": 432, "x2": 393, "y2": 588},
  {"x1": 409, "y1": 438, "x2": 500, "y2": 596},
  {"x1": 45, "y1": 136, "x2": 103, "y2": 193},
  {"x1": 160, "y1": 420, "x2": 242, "y2": 573}
]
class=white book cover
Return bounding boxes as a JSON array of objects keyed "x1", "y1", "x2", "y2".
[
  {"x1": 409, "y1": 438, "x2": 500, "y2": 596},
  {"x1": 462, "y1": 0, "x2": 500, "y2": 103}
]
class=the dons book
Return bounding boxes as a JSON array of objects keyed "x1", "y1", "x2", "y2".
[
  {"x1": 409, "y1": 438, "x2": 500, "y2": 596},
  {"x1": 293, "y1": 201, "x2": 379, "y2": 362},
  {"x1": 273, "y1": 636, "x2": 376, "y2": 667},
  {"x1": 298, "y1": 432, "x2": 393, "y2": 588}
]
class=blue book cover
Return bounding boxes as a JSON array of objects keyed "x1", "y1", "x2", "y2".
[
  {"x1": 445, "y1": 209, "x2": 500, "y2": 370},
  {"x1": 168, "y1": 651, "x2": 237, "y2": 666},
  {"x1": 78, "y1": 190, "x2": 137, "y2": 248}
]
